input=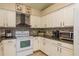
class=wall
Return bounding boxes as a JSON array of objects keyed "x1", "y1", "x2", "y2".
[{"x1": 74, "y1": 3, "x2": 79, "y2": 55}]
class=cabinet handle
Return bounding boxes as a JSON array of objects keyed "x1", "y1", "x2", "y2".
[
  {"x1": 60, "y1": 48, "x2": 62, "y2": 53},
  {"x1": 43, "y1": 42, "x2": 45, "y2": 45},
  {"x1": 60, "y1": 22, "x2": 62, "y2": 26},
  {"x1": 14, "y1": 44, "x2": 16, "y2": 47},
  {"x1": 4, "y1": 24, "x2": 5, "y2": 26},
  {"x1": 63, "y1": 22, "x2": 64, "y2": 26},
  {"x1": 57, "y1": 47, "x2": 59, "y2": 51},
  {"x1": 7, "y1": 23, "x2": 8, "y2": 27}
]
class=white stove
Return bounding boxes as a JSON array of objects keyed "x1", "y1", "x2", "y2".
[{"x1": 15, "y1": 31, "x2": 33, "y2": 56}]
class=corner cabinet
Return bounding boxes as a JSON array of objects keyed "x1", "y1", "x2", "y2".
[
  {"x1": 33, "y1": 37, "x2": 74, "y2": 56},
  {"x1": 0, "y1": 9, "x2": 16, "y2": 27},
  {"x1": 30, "y1": 15, "x2": 41, "y2": 28},
  {"x1": 33, "y1": 37, "x2": 39, "y2": 51}
]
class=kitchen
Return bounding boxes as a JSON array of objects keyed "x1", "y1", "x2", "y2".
[{"x1": 0, "y1": 3, "x2": 78, "y2": 56}]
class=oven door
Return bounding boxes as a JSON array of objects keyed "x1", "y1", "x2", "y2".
[{"x1": 16, "y1": 37, "x2": 32, "y2": 52}]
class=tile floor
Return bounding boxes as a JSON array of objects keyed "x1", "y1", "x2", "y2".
[{"x1": 33, "y1": 51, "x2": 47, "y2": 56}]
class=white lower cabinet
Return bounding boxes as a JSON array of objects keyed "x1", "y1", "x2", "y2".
[
  {"x1": 42, "y1": 38, "x2": 49, "y2": 54},
  {"x1": 33, "y1": 37, "x2": 74, "y2": 56},
  {"x1": 2, "y1": 39, "x2": 16, "y2": 56},
  {"x1": 60, "y1": 47, "x2": 73, "y2": 56},
  {"x1": 49, "y1": 40, "x2": 59, "y2": 56},
  {"x1": 49, "y1": 40, "x2": 73, "y2": 56},
  {"x1": 33, "y1": 37, "x2": 39, "y2": 51},
  {"x1": 38, "y1": 37, "x2": 44, "y2": 51},
  {"x1": 0, "y1": 43, "x2": 3, "y2": 56}
]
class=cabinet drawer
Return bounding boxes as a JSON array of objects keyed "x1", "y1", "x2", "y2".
[{"x1": 60, "y1": 42, "x2": 73, "y2": 50}]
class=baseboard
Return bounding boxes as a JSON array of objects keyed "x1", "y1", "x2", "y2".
[{"x1": 33, "y1": 50, "x2": 48, "y2": 56}]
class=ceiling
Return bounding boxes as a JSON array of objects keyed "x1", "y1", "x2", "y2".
[{"x1": 24, "y1": 3, "x2": 53, "y2": 11}]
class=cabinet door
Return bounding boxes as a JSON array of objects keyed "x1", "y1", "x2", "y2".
[
  {"x1": 57, "y1": 9, "x2": 64, "y2": 27},
  {"x1": 41, "y1": 16, "x2": 47, "y2": 28},
  {"x1": 50, "y1": 12, "x2": 55, "y2": 27},
  {"x1": 0, "y1": 9, "x2": 16, "y2": 27},
  {"x1": 33, "y1": 37, "x2": 39, "y2": 51},
  {"x1": 49, "y1": 40, "x2": 60, "y2": 56},
  {"x1": 38, "y1": 37, "x2": 45, "y2": 52},
  {"x1": 0, "y1": 44, "x2": 3, "y2": 56},
  {"x1": 0, "y1": 9, "x2": 6, "y2": 27},
  {"x1": 6, "y1": 11, "x2": 16, "y2": 27},
  {"x1": 38, "y1": 37, "x2": 41, "y2": 50},
  {"x1": 63, "y1": 5, "x2": 74, "y2": 27},
  {"x1": 30, "y1": 15, "x2": 36, "y2": 28},
  {"x1": 2, "y1": 39, "x2": 16, "y2": 56},
  {"x1": 51, "y1": 11, "x2": 61, "y2": 27},
  {"x1": 46, "y1": 13, "x2": 53, "y2": 28},
  {"x1": 43, "y1": 39, "x2": 50, "y2": 55},
  {"x1": 60, "y1": 47, "x2": 73, "y2": 56},
  {"x1": 50, "y1": 44, "x2": 59, "y2": 56},
  {"x1": 30, "y1": 15, "x2": 41, "y2": 28}
]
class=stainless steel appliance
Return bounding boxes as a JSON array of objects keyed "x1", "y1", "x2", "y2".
[
  {"x1": 16, "y1": 12, "x2": 30, "y2": 27},
  {"x1": 59, "y1": 31, "x2": 73, "y2": 40},
  {"x1": 52, "y1": 30, "x2": 60, "y2": 39},
  {"x1": 5, "y1": 30, "x2": 14, "y2": 38},
  {"x1": 15, "y1": 31, "x2": 33, "y2": 56}
]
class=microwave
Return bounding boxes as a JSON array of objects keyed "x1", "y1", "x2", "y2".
[{"x1": 59, "y1": 31, "x2": 73, "y2": 41}]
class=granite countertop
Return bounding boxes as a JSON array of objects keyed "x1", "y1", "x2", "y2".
[
  {"x1": 0, "y1": 36, "x2": 16, "y2": 42},
  {"x1": 31, "y1": 35, "x2": 73, "y2": 44}
]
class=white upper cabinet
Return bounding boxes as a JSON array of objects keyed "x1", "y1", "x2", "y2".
[
  {"x1": 63, "y1": 5, "x2": 74, "y2": 27},
  {"x1": 6, "y1": 10, "x2": 16, "y2": 27},
  {"x1": 52, "y1": 11, "x2": 61, "y2": 27},
  {"x1": 41, "y1": 16, "x2": 47, "y2": 28},
  {"x1": 56, "y1": 9, "x2": 64, "y2": 27},
  {"x1": 41, "y1": 4, "x2": 74, "y2": 28},
  {"x1": 0, "y1": 9, "x2": 5, "y2": 27},
  {"x1": 51, "y1": 4, "x2": 74, "y2": 27},
  {"x1": 30, "y1": 15, "x2": 41, "y2": 28},
  {"x1": 0, "y1": 9, "x2": 16, "y2": 27},
  {"x1": 46, "y1": 13, "x2": 53, "y2": 28}
]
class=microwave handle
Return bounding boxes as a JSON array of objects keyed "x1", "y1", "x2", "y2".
[{"x1": 70, "y1": 33, "x2": 71, "y2": 39}]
